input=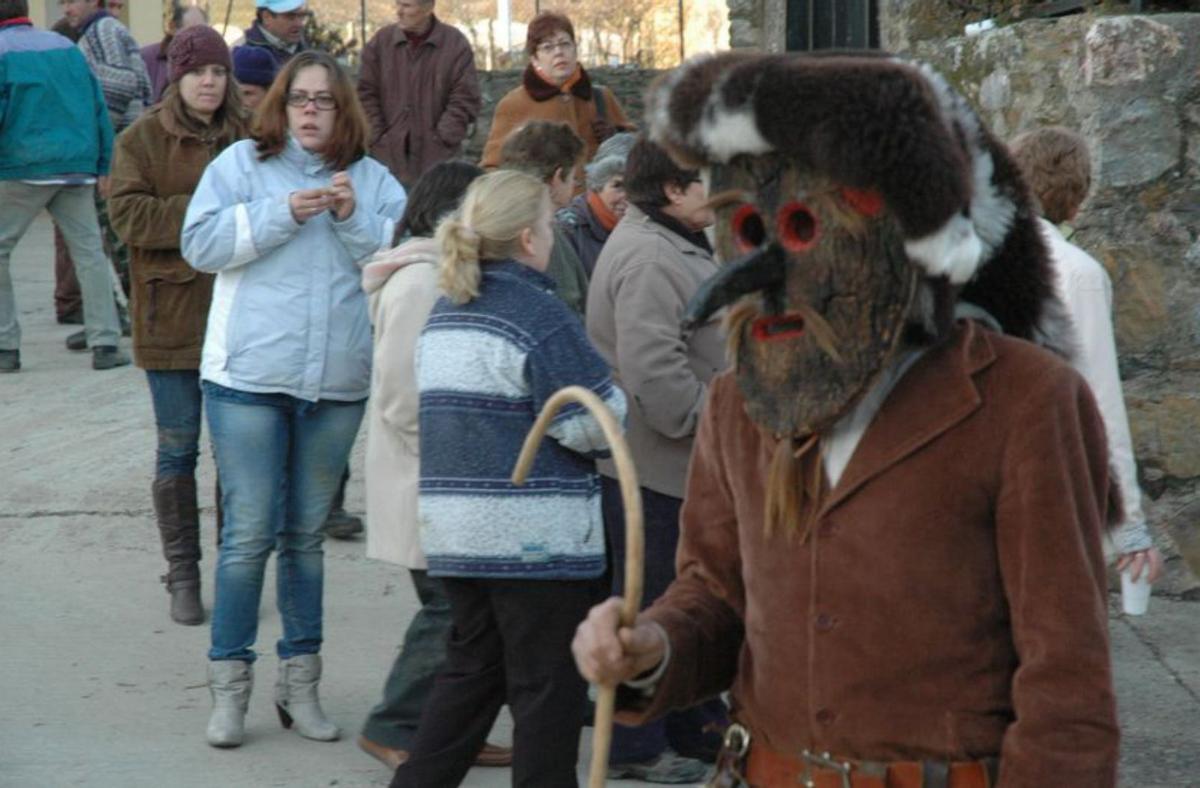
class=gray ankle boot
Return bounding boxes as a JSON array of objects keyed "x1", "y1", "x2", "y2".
[
  {"x1": 275, "y1": 654, "x2": 339, "y2": 741},
  {"x1": 153, "y1": 476, "x2": 204, "y2": 625},
  {"x1": 207, "y1": 660, "x2": 252, "y2": 748}
]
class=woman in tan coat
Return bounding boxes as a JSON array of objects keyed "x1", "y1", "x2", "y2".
[
  {"x1": 479, "y1": 11, "x2": 633, "y2": 172},
  {"x1": 109, "y1": 26, "x2": 247, "y2": 626}
]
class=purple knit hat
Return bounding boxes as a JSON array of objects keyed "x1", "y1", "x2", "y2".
[{"x1": 168, "y1": 25, "x2": 232, "y2": 83}]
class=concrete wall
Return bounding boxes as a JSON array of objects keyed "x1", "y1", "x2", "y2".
[{"x1": 891, "y1": 12, "x2": 1200, "y2": 593}]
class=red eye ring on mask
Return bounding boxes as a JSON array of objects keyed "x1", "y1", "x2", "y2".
[
  {"x1": 730, "y1": 204, "x2": 767, "y2": 253},
  {"x1": 776, "y1": 202, "x2": 819, "y2": 253}
]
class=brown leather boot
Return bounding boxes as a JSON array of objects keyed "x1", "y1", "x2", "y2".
[{"x1": 153, "y1": 476, "x2": 204, "y2": 625}]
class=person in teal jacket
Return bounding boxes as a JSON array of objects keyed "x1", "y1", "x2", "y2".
[{"x1": 0, "y1": 0, "x2": 128, "y2": 372}]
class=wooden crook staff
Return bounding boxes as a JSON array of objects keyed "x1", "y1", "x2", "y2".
[{"x1": 511, "y1": 385, "x2": 644, "y2": 788}]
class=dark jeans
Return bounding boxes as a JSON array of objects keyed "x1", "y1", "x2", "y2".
[
  {"x1": 603, "y1": 476, "x2": 729, "y2": 764},
  {"x1": 362, "y1": 569, "x2": 452, "y2": 750},
  {"x1": 145, "y1": 370, "x2": 202, "y2": 478},
  {"x1": 390, "y1": 576, "x2": 605, "y2": 788}
]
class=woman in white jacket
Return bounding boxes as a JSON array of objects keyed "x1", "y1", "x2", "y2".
[
  {"x1": 182, "y1": 50, "x2": 406, "y2": 749},
  {"x1": 357, "y1": 161, "x2": 509, "y2": 770}
]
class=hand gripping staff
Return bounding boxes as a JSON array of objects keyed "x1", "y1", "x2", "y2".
[{"x1": 510, "y1": 385, "x2": 644, "y2": 788}]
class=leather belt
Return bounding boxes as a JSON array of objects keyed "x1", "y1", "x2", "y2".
[{"x1": 745, "y1": 742, "x2": 996, "y2": 788}]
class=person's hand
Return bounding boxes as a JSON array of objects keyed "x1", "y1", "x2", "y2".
[
  {"x1": 1116, "y1": 546, "x2": 1165, "y2": 584},
  {"x1": 330, "y1": 171, "x2": 356, "y2": 221},
  {"x1": 591, "y1": 117, "x2": 616, "y2": 144},
  {"x1": 289, "y1": 187, "x2": 334, "y2": 223},
  {"x1": 97, "y1": 176, "x2": 111, "y2": 199},
  {"x1": 572, "y1": 597, "x2": 667, "y2": 687}
]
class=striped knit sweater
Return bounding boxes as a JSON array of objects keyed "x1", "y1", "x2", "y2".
[
  {"x1": 417, "y1": 259, "x2": 627, "y2": 579},
  {"x1": 77, "y1": 12, "x2": 150, "y2": 133}
]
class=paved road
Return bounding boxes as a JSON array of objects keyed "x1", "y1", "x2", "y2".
[{"x1": 2, "y1": 215, "x2": 1198, "y2": 787}]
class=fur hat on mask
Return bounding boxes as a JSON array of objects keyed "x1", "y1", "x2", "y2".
[
  {"x1": 647, "y1": 51, "x2": 1071, "y2": 357},
  {"x1": 168, "y1": 25, "x2": 232, "y2": 83}
]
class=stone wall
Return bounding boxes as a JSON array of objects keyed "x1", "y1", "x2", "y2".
[
  {"x1": 893, "y1": 13, "x2": 1200, "y2": 594},
  {"x1": 463, "y1": 68, "x2": 662, "y2": 163}
]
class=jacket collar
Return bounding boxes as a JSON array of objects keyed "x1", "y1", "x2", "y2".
[
  {"x1": 282, "y1": 134, "x2": 332, "y2": 175},
  {"x1": 522, "y1": 63, "x2": 592, "y2": 102},
  {"x1": 484, "y1": 258, "x2": 556, "y2": 291},
  {"x1": 393, "y1": 15, "x2": 443, "y2": 47},
  {"x1": 79, "y1": 9, "x2": 111, "y2": 35},
  {"x1": 820, "y1": 319, "x2": 997, "y2": 514},
  {"x1": 623, "y1": 203, "x2": 712, "y2": 259},
  {"x1": 0, "y1": 17, "x2": 32, "y2": 30}
]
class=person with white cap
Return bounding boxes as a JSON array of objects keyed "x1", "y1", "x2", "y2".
[{"x1": 244, "y1": 0, "x2": 308, "y2": 71}]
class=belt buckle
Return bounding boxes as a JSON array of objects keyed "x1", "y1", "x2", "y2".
[
  {"x1": 799, "y1": 749, "x2": 853, "y2": 788},
  {"x1": 722, "y1": 722, "x2": 751, "y2": 758}
]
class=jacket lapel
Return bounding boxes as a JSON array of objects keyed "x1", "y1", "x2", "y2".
[{"x1": 821, "y1": 321, "x2": 997, "y2": 514}]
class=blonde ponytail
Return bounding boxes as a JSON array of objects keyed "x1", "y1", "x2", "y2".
[{"x1": 436, "y1": 170, "x2": 549, "y2": 304}]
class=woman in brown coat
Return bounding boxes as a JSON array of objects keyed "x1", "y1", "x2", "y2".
[
  {"x1": 109, "y1": 26, "x2": 247, "y2": 627},
  {"x1": 479, "y1": 11, "x2": 633, "y2": 171}
]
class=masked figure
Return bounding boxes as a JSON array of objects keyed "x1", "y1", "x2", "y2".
[{"x1": 573, "y1": 53, "x2": 1119, "y2": 788}]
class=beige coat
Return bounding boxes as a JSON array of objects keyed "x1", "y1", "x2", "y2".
[
  {"x1": 361, "y1": 237, "x2": 441, "y2": 567},
  {"x1": 586, "y1": 204, "x2": 728, "y2": 498}
]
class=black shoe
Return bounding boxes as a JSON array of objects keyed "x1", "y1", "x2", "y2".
[
  {"x1": 92, "y1": 345, "x2": 130, "y2": 370},
  {"x1": 57, "y1": 308, "x2": 83, "y2": 325},
  {"x1": 323, "y1": 508, "x2": 364, "y2": 539},
  {"x1": 65, "y1": 330, "x2": 87, "y2": 351},
  {"x1": 0, "y1": 349, "x2": 19, "y2": 373}
]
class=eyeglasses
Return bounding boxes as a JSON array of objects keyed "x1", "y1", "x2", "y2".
[
  {"x1": 286, "y1": 92, "x2": 337, "y2": 111},
  {"x1": 536, "y1": 38, "x2": 576, "y2": 56}
]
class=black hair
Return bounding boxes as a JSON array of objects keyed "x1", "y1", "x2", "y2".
[
  {"x1": 398, "y1": 160, "x2": 484, "y2": 241},
  {"x1": 0, "y1": 0, "x2": 29, "y2": 22},
  {"x1": 624, "y1": 135, "x2": 700, "y2": 209}
]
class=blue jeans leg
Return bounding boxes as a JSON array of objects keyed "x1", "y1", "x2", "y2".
[
  {"x1": 145, "y1": 370, "x2": 202, "y2": 478},
  {"x1": 204, "y1": 383, "x2": 364, "y2": 662}
]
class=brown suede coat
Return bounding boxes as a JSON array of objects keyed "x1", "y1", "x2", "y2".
[
  {"x1": 625, "y1": 320, "x2": 1119, "y2": 787},
  {"x1": 109, "y1": 105, "x2": 222, "y2": 370},
  {"x1": 479, "y1": 65, "x2": 632, "y2": 170}
]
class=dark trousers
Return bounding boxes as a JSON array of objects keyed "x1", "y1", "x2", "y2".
[
  {"x1": 389, "y1": 575, "x2": 604, "y2": 788},
  {"x1": 603, "y1": 476, "x2": 729, "y2": 764},
  {"x1": 362, "y1": 569, "x2": 453, "y2": 750},
  {"x1": 53, "y1": 224, "x2": 82, "y2": 319}
]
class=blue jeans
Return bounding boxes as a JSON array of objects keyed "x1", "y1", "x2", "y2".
[
  {"x1": 145, "y1": 370, "x2": 202, "y2": 478},
  {"x1": 204, "y1": 381, "x2": 365, "y2": 663},
  {"x1": 603, "y1": 477, "x2": 729, "y2": 763}
]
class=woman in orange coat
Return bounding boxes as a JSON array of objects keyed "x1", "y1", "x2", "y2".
[{"x1": 480, "y1": 11, "x2": 633, "y2": 171}]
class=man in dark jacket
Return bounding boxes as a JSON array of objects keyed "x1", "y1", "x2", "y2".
[
  {"x1": 358, "y1": 0, "x2": 481, "y2": 187},
  {"x1": 244, "y1": 0, "x2": 308, "y2": 70}
]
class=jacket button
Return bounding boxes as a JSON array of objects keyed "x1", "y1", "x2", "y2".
[
  {"x1": 815, "y1": 708, "x2": 836, "y2": 725},
  {"x1": 815, "y1": 613, "x2": 837, "y2": 632}
]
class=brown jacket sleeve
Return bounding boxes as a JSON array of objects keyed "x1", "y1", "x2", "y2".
[
  {"x1": 108, "y1": 127, "x2": 190, "y2": 251},
  {"x1": 434, "y1": 38, "x2": 481, "y2": 149},
  {"x1": 994, "y1": 363, "x2": 1119, "y2": 786},
  {"x1": 617, "y1": 375, "x2": 744, "y2": 723},
  {"x1": 357, "y1": 30, "x2": 386, "y2": 145},
  {"x1": 480, "y1": 91, "x2": 521, "y2": 169}
]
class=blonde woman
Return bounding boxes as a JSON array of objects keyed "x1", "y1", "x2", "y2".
[{"x1": 390, "y1": 170, "x2": 626, "y2": 787}]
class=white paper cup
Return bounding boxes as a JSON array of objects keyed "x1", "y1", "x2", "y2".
[{"x1": 1121, "y1": 569, "x2": 1152, "y2": 616}]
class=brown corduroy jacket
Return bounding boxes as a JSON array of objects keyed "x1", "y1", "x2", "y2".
[
  {"x1": 358, "y1": 18, "x2": 481, "y2": 187},
  {"x1": 622, "y1": 320, "x2": 1119, "y2": 787},
  {"x1": 109, "y1": 105, "x2": 225, "y2": 370}
]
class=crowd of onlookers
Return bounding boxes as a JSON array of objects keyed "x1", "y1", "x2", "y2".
[{"x1": 0, "y1": 1, "x2": 1166, "y2": 786}]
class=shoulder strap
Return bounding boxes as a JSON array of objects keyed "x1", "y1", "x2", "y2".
[{"x1": 593, "y1": 84, "x2": 608, "y2": 122}]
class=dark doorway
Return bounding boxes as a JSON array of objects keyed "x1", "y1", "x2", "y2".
[{"x1": 786, "y1": 0, "x2": 880, "y2": 51}]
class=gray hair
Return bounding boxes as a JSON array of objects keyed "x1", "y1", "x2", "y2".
[{"x1": 585, "y1": 132, "x2": 636, "y2": 192}]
